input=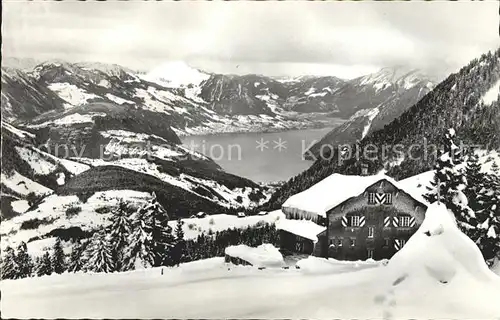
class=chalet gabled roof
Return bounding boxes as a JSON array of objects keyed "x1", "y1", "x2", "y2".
[{"x1": 282, "y1": 172, "x2": 428, "y2": 218}]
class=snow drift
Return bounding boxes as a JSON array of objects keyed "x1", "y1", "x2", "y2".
[{"x1": 387, "y1": 203, "x2": 499, "y2": 283}]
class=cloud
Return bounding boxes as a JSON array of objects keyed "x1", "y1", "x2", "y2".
[{"x1": 2, "y1": 1, "x2": 498, "y2": 79}]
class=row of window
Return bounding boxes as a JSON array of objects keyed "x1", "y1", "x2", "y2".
[
  {"x1": 367, "y1": 192, "x2": 393, "y2": 205},
  {"x1": 329, "y1": 238, "x2": 407, "y2": 248},
  {"x1": 399, "y1": 216, "x2": 412, "y2": 227},
  {"x1": 348, "y1": 216, "x2": 412, "y2": 227}
]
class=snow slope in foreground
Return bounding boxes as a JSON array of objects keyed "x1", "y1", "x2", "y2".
[{"x1": 2, "y1": 204, "x2": 499, "y2": 319}]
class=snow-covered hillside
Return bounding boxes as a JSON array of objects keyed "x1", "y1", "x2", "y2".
[
  {"x1": 1, "y1": 206, "x2": 283, "y2": 255},
  {"x1": 1, "y1": 67, "x2": 68, "y2": 122},
  {"x1": 304, "y1": 67, "x2": 434, "y2": 159},
  {"x1": 2, "y1": 204, "x2": 499, "y2": 319},
  {"x1": 399, "y1": 149, "x2": 500, "y2": 203},
  {"x1": 141, "y1": 61, "x2": 210, "y2": 88},
  {"x1": 1, "y1": 121, "x2": 90, "y2": 205},
  {"x1": 10, "y1": 61, "x2": 317, "y2": 136},
  {"x1": 1, "y1": 115, "x2": 269, "y2": 247}
]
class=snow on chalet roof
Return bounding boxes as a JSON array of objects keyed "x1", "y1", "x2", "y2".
[
  {"x1": 282, "y1": 172, "x2": 428, "y2": 218},
  {"x1": 275, "y1": 218, "x2": 326, "y2": 242}
]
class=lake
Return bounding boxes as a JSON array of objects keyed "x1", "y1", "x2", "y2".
[{"x1": 181, "y1": 126, "x2": 337, "y2": 183}]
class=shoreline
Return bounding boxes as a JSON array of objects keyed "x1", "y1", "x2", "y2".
[{"x1": 176, "y1": 117, "x2": 346, "y2": 139}]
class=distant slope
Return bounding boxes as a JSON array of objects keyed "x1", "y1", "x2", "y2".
[
  {"x1": 57, "y1": 166, "x2": 227, "y2": 218},
  {"x1": 281, "y1": 76, "x2": 345, "y2": 113},
  {"x1": 305, "y1": 68, "x2": 434, "y2": 159},
  {"x1": 261, "y1": 49, "x2": 500, "y2": 212},
  {"x1": 4, "y1": 61, "x2": 313, "y2": 135},
  {"x1": 1, "y1": 121, "x2": 89, "y2": 198},
  {"x1": 1, "y1": 67, "x2": 68, "y2": 122},
  {"x1": 1, "y1": 122, "x2": 90, "y2": 220},
  {"x1": 1, "y1": 116, "x2": 269, "y2": 246},
  {"x1": 14, "y1": 104, "x2": 267, "y2": 213},
  {"x1": 200, "y1": 74, "x2": 288, "y2": 115}
]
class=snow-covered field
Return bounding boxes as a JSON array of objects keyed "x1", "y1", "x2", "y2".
[{"x1": 2, "y1": 204, "x2": 499, "y2": 319}]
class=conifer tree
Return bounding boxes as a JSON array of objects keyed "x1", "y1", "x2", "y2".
[
  {"x1": 424, "y1": 128, "x2": 476, "y2": 233},
  {"x1": 464, "y1": 152, "x2": 485, "y2": 209},
  {"x1": 107, "y1": 201, "x2": 132, "y2": 271},
  {"x1": 36, "y1": 251, "x2": 53, "y2": 277},
  {"x1": 51, "y1": 237, "x2": 66, "y2": 274},
  {"x1": 475, "y1": 174, "x2": 500, "y2": 265},
  {"x1": 15, "y1": 241, "x2": 33, "y2": 278},
  {"x1": 171, "y1": 219, "x2": 188, "y2": 266},
  {"x1": 85, "y1": 231, "x2": 116, "y2": 273},
  {"x1": 123, "y1": 214, "x2": 155, "y2": 270},
  {"x1": 491, "y1": 162, "x2": 499, "y2": 175},
  {"x1": 123, "y1": 193, "x2": 175, "y2": 269},
  {"x1": 68, "y1": 239, "x2": 85, "y2": 272},
  {"x1": 1, "y1": 246, "x2": 20, "y2": 280}
]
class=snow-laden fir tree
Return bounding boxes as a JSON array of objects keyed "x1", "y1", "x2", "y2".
[
  {"x1": 463, "y1": 152, "x2": 487, "y2": 241},
  {"x1": 36, "y1": 251, "x2": 53, "y2": 277},
  {"x1": 171, "y1": 219, "x2": 188, "y2": 266},
  {"x1": 123, "y1": 213, "x2": 155, "y2": 270},
  {"x1": 123, "y1": 193, "x2": 174, "y2": 270},
  {"x1": 85, "y1": 230, "x2": 116, "y2": 273},
  {"x1": 15, "y1": 241, "x2": 33, "y2": 278},
  {"x1": 424, "y1": 128, "x2": 476, "y2": 233},
  {"x1": 464, "y1": 152, "x2": 485, "y2": 208},
  {"x1": 149, "y1": 194, "x2": 175, "y2": 266},
  {"x1": 51, "y1": 237, "x2": 66, "y2": 274},
  {"x1": 1, "y1": 246, "x2": 20, "y2": 279},
  {"x1": 68, "y1": 239, "x2": 86, "y2": 272},
  {"x1": 107, "y1": 201, "x2": 132, "y2": 271},
  {"x1": 491, "y1": 161, "x2": 499, "y2": 175},
  {"x1": 475, "y1": 174, "x2": 500, "y2": 265}
]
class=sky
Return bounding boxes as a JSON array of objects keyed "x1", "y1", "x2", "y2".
[{"x1": 2, "y1": 1, "x2": 499, "y2": 79}]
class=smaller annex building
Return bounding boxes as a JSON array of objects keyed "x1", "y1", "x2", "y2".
[{"x1": 277, "y1": 173, "x2": 428, "y2": 261}]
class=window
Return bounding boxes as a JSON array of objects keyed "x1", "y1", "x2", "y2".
[
  {"x1": 350, "y1": 238, "x2": 356, "y2": 247},
  {"x1": 368, "y1": 226, "x2": 374, "y2": 238},
  {"x1": 368, "y1": 192, "x2": 393, "y2": 205},
  {"x1": 384, "y1": 238, "x2": 390, "y2": 247},
  {"x1": 337, "y1": 238, "x2": 343, "y2": 247},
  {"x1": 351, "y1": 216, "x2": 360, "y2": 227},
  {"x1": 399, "y1": 216, "x2": 411, "y2": 227},
  {"x1": 367, "y1": 249, "x2": 374, "y2": 259},
  {"x1": 400, "y1": 239, "x2": 407, "y2": 247},
  {"x1": 368, "y1": 193, "x2": 376, "y2": 205}
]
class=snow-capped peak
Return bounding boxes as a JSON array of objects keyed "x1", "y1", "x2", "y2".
[
  {"x1": 357, "y1": 66, "x2": 431, "y2": 92},
  {"x1": 142, "y1": 61, "x2": 210, "y2": 88}
]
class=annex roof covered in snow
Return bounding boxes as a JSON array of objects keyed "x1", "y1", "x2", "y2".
[
  {"x1": 282, "y1": 172, "x2": 428, "y2": 218},
  {"x1": 224, "y1": 244, "x2": 285, "y2": 268},
  {"x1": 275, "y1": 218, "x2": 326, "y2": 242}
]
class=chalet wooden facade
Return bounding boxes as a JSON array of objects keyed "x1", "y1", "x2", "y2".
[{"x1": 279, "y1": 174, "x2": 428, "y2": 261}]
